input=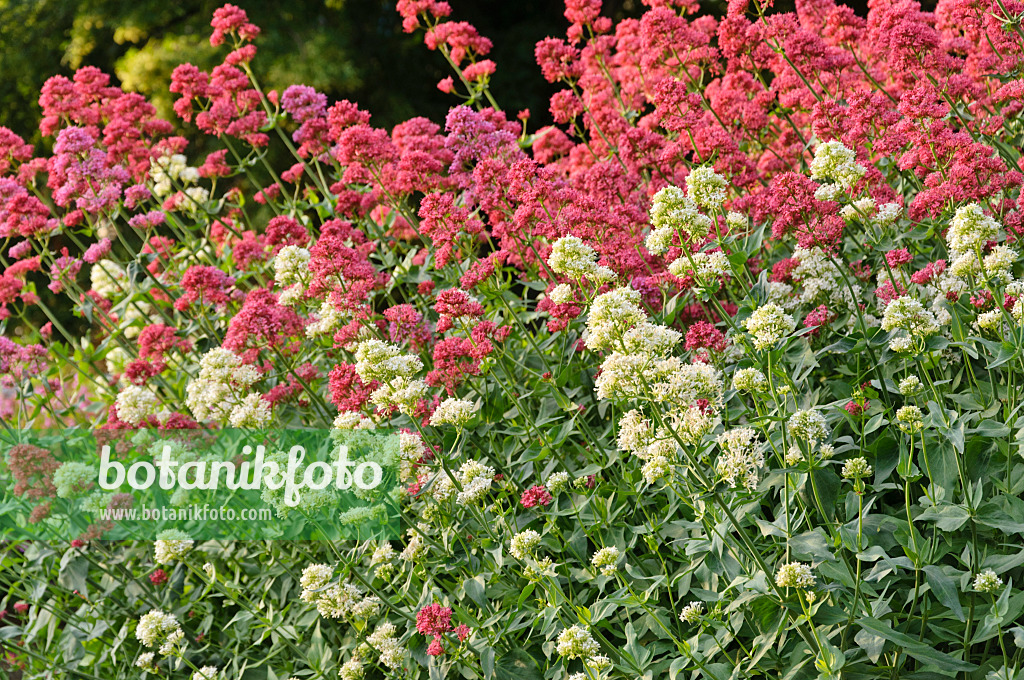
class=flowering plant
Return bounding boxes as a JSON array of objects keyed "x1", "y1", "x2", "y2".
[{"x1": 4, "y1": 0, "x2": 1024, "y2": 678}]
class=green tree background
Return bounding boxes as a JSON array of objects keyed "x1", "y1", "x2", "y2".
[{"x1": 0, "y1": 0, "x2": 593, "y2": 143}]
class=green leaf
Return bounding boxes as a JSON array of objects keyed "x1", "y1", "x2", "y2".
[
  {"x1": 922, "y1": 566, "x2": 965, "y2": 622},
  {"x1": 917, "y1": 503, "x2": 970, "y2": 532},
  {"x1": 857, "y1": 617, "x2": 977, "y2": 671}
]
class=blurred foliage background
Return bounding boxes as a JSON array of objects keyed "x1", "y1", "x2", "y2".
[{"x1": 0, "y1": 0, "x2": 611, "y2": 144}]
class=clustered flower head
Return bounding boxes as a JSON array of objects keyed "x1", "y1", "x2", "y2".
[
  {"x1": 509, "y1": 529, "x2": 542, "y2": 560},
  {"x1": 679, "y1": 601, "x2": 703, "y2": 624},
  {"x1": 745, "y1": 303, "x2": 796, "y2": 351},
  {"x1": 556, "y1": 625, "x2": 600, "y2": 660},
  {"x1": 715, "y1": 428, "x2": 764, "y2": 491},
  {"x1": 136, "y1": 609, "x2": 184, "y2": 655},
  {"x1": 810, "y1": 141, "x2": 865, "y2": 191},
  {"x1": 842, "y1": 457, "x2": 872, "y2": 480},
  {"x1": 548, "y1": 235, "x2": 614, "y2": 283},
  {"x1": 429, "y1": 397, "x2": 477, "y2": 427},
  {"x1": 733, "y1": 367, "x2": 768, "y2": 393},
  {"x1": 775, "y1": 562, "x2": 815, "y2": 589},
  {"x1": 591, "y1": 546, "x2": 621, "y2": 576},
  {"x1": 896, "y1": 405, "x2": 924, "y2": 434},
  {"x1": 647, "y1": 185, "x2": 712, "y2": 253},
  {"x1": 154, "y1": 530, "x2": 193, "y2": 565},
  {"x1": 973, "y1": 568, "x2": 1003, "y2": 594}
]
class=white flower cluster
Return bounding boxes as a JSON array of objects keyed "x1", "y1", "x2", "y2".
[
  {"x1": 339, "y1": 657, "x2": 364, "y2": 680},
  {"x1": 715, "y1": 428, "x2": 764, "y2": 491},
  {"x1": 788, "y1": 409, "x2": 830, "y2": 446},
  {"x1": 300, "y1": 563, "x2": 379, "y2": 620},
  {"x1": 509, "y1": 529, "x2": 542, "y2": 560},
  {"x1": 733, "y1": 367, "x2": 768, "y2": 393},
  {"x1": 185, "y1": 348, "x2": 271, "y2": 426},
  {"x1": 791, "y1": 247, "x2": 860, "y2": 309},
  {"x1": 745, "y1": 303, "x2": 796, "y2": 351},
  {"x1": 647, "y1": 185, "x2": 713, "y2": 254},
  {"x1": 154, "y1": 530, "x2": 193, "y2": 565},
  {"x1": 366, "y1": 622, "x2": 405, "y2": 669},
  {"x1": 273, "y1": 245, "x2": 311, "y2": 306},
  {"x1": 810, "y1": 141, "x2": 865, "y2": 190},
  {"x1": 775, "y1": 562, "x2": 815, "y2": 589},
  {"x1": 668, "y1": 250, "x2": 730, "y2": 281},
  {"x1": 881, "y1": 296, "x2": 939, "y2": 352},
  {"x1": 679, "y1": 601, "x2": 704, "y2": 624},
  {"x1": 150, "y1": 153, "x2": 200, "y2": 197},
  {"x1": 591, "y1": 546, "x2": 621, "y2": 576},
  {"x1": 429, "y1": 397, "x2": 478, "y2": 428},
  {"x1": 685, "y1": 165, "x2": 728, "y2": 210},
  {"x1": 191, "y1": 667, "x2": 219, "y2": 680},
  {"x1": 556, "y1": 625, "x2": 600, "y2": 660},
  {"x1": 947, "y1": 203, "x2": 1000, "y2": 259},
  {"x1": 547, "y1": 236, "x2": 615, "y2": 282},
  {"x1": 584, "y1": 287, "x2": 648, "y2": 352},
  {"x1": 973, "y1": 568, "x2": 1003, "y2": 594},
  {"x1": 306, "y1": 299, "x2": 349, "y2": 338},
  {"x1": 432, "y1": 459, "x2": 495, "y2": 506},
  {"x1": 115, "y1": 385, "x2": 160, "y2": 426},
  {"x1": 136, "y1": 610, "x2": 184, "y2": 655},
  {"x1": 353, "y1": 339, "x2": 428, "y2": 415}
]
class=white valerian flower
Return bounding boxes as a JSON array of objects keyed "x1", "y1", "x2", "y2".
[
  {"x1": 136, "y1": 652, "x2": 158, "y2": 672},
  {"x1": 616, "y1": 409, "x2": 653, "y2": 453},
  {"x1": 982, "y1": 245, "x2": 1017, "y2": 284},
  {"x1": 842, "y1": 457, "x2": 872, "y2": 479},
  {"x1": 715, "y1": 428, "x2": 764, "y2": 490},
  {"x1": 453, "y1": 460, "x2": 495, "y2": 506},
  {"x1": 810, "y1": 141, "x2": 865, "y2": 189},
  {"x1": 136, "y1": 610, "x2": 182, "y2": 652},
  {"x1": 788, "y1": 409, "x2": 830, "y2": 445},
  {"x1": 154, "y1": 530, "x2": 193, "y2": 565},
  {"x1": 641, "y1": 454, "x2": 673, "y2": 484},
  {"x1": 273, "y1": 245, "x2": 311, "y2": 286},
  {"x1": 733, "y1": 367, "x2": 768, "y2": 393},
  {"x1": 333, "y1": 411, "x2": 376, "y2": 430},
  {"x1": 669, "y1": 250, "x2": 730, "y2": 280},
  {"x1": 429, "y1": 398, "x2": 478, "y2": 427},
  {"x1": 647, "y1": 185, "x2": 712, "y2": 253},
  {"x1": 549, "y1": 236, "x2": 598, "y2": 279},
  {"x1": 183, "y1": 186, "x2": 211, "y2": 211},
  {"x1": 548, "y1": 283, "x2": 574, "y2": 304},
  {"x1": 547, "y1": 471, "x2": 571, "y2": 494},
  {"x1": 354, "y1": 339, "x2": 423, "y2": 383},
  {"x1": 679, "y1": 601, "x2": 704, "y2": 624},
  {"x1": 898, "y1": 375, "x2": 922, "y2": 396},
  {"x1": 591, "y1": 546, "x2": 621, "y2": 576},
  {"x1": 90, "y1": 259, "x2": 128, "y2": 299},
  {"x1": 366, "y1": 622, "x2": 405, "y2": 669},
  {"x1": 775, "y1": 562, "x2": 815, "y2": 589},
  {"x1": 300, "y1": 563, "x2": 334, "y2": 600},
  {"x1": 621, "y1": 322, "x2": 682, "y2": 356},
  {"x1": 814, "y1": 183, "x2": 844, "y2": 201},
  {"x1": 840, "y1": 197, "x2": 876, "y2": 222},
  {"x1": 947, "y1": 203, "x2": 1000, "y2": 258},
  {"x1": 509, "y1": 529, "x2": 542, "y2": 560},
  {"x1": 874, "y1": 202, "x2": 902, "y2": 227},
  {"x1": 881, "y1": 296, "x2": 939, "y2": 339},
  {"x1": 585, "y1": 287, "x2": 647, "y2": 352},
  {"x1": 191, "y1": 667, "x2": 219, "y2": 680},
  {"x1": 726, "y1": 211, "x2": 746, "y2": 230},
  {"x1": 228, "y1": 392, "x2": 272, "y2": 428},
  {"x1": 115, "y1": 385, "x2": 159, "y2": 426},
  {"x1": 556, "y1": 625, "x2": 600, "y2": 660},
  {"x1": 973, "y1": 568, "x2": 1003, "y2": 594},
  {"x1": 685, "y1": 165, "x2": 728, "y2": 209},
  {"x1": 339, "y1": 657, "x2": 364, "y2": 680},
  {"x1": 791, "y1": 246, "x2": 861, "y2": 308},
  {"x1": 745, "y1": 303, "x2": 796, "y2": 350},
  {"x1": 185, "y1": 348, "x2": 266, "y2": 424},
  {"x1": 896, "y1": 405, "x2": 923, "y2": 434},
  {"x1": 370, "y1": 377, "x2": 429, "y2": 415},
  {"x1": 306, "y1": 299, "x2": 347, "y2": 338}
]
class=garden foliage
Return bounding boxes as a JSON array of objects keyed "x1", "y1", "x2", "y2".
[{"x1": 4, "y1": 0, "x2": 1024, "y2": 678}]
